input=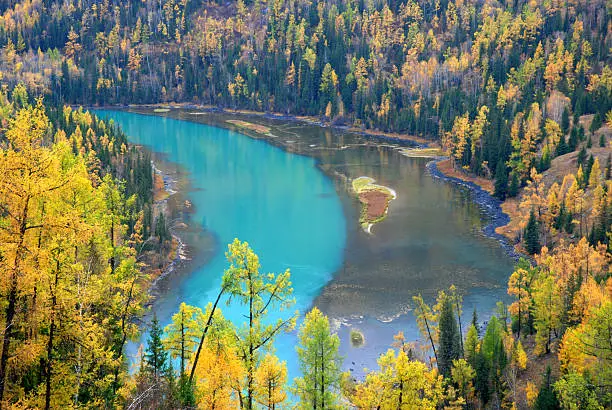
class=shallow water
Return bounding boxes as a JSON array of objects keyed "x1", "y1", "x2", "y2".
[{"x1": 97, "y1": 109, "x2": 515, "y2": 379}]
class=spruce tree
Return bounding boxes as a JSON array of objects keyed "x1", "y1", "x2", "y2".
[
  {"x1": 155, "y1": 212, "x2": 168, "y2": 244},
  {"x1": 589, "y1": 112, "x2": 602, "y2": 133},
  {"x1": 577, "y1": 146, "x2": 587, "y2": 168},
  {"x1": 568, "y1": 126, "x2": 578, "y2": 151},
  {"x1": 556, "y1": 134, "x2": 568, "y2": 156},
  {"x1": 561, "y1": 107, "x2": 570, "y2": 135},
  {"x1": 534, "y1": 367, "x2": 560, "y2": 410},
  {"x1": 472, "y1": 308, "x2": 479, "y2": 335},
  {"x1": 525, "y1": 210, "x2": 541, "y2": 255},
  {"x1": 145, "y1": 313, "x2": 168, "y2": 379},
  {"x1": 437, "y1": 297, "x2": 462, "y2": 378},
  {"x1": 508, "y1": 172, "x2": 520, "y2": 198},
  {"x1": 494, "y1": 161, "x2": 508, "y2": 200}
]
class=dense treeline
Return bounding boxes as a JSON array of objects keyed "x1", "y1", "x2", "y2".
[
  {"x1": 0, "y1": 0, "x2": 609, "y2": 189},
  {"x1": 0, "y1": 85, "x2": 161, "y2": 408},
  {"x1": 0, "y1": 0, "x2": 609, "y2": 203}
]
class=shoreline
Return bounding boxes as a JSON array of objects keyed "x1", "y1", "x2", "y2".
[
  {"x1": 143, "y1": 154, "x2": 194, "y2": 299},
  {"x1": 426, "y1": 159, "x2": 520, "y2": 260},
  {"x1": 87, "y1": 103, "x2": 434, "y2": 147}
]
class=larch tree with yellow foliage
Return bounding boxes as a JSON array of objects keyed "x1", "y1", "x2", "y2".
[{"x1": 294, "y1": 307, "x2": 342, "y2": 409}]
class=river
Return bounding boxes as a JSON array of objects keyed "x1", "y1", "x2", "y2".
[{"x1": 96, "y1": 108, "x2": 516, "y2": 380}]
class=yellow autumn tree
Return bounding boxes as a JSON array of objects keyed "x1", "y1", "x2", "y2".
[
  {"x1": 350, "y1": 348, "x2": 446, "y2": 409},
  {"x1": 253, "y1": 354, "x2": 287, "y2": 409}
]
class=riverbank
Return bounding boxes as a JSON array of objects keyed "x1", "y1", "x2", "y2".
[
  {"x1": 123, "y1": 102, "x2": 435, "y2": 147},
  {"x1": 112, "y1": 104, "x2": 523, "y2": 263},
  {"x1": 138, "y1": 150, "x2": 196, "y2": 299},
  {"x1": 426, "y1": 159, "x2": 520, "y2": 260}
]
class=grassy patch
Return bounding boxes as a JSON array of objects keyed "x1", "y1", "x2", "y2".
[
  {"x1": 226, "y1": 119, "x2": 272, "y2": 134},
  {"x1": 351, "y1": 176, "x2": 376, "y2": 193},
  {"x1": 400, "y1": 147, "x2": 445, "y2": 158}
]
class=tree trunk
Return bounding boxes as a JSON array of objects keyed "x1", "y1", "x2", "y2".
[
  {"x1": 189, "y1": 285, "x2": 226, "y2": 384},
  {"x1": 0, "y1": 197, "x2": 30, "y2": 403},
  {"x1": 45, "y1": 259, "x2": 60, "y2": 410},
  {"x1": 0, "y1": 284, "x2": 17, "y2": 404},
  {"x1": 113, "y1": 277, "x2": 137, "y2": 392}
]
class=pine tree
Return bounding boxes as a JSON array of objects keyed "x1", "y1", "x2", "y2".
[
  {"x1": 437, "y1": 297, "x2": 462, "y2": 378},
  {"x1": 556, "y1": 133, "x2": 568, "y2": 156},
  {"x1": 577, "y1": 146, "x2": 587, "y2": 168},
  {"x1": 589, "y1": 112, "x2": 602, "y2": 134},
  {"x1": 568, "y1": 127, "x2": 578, "y2": 151},
  {"x1": 145, "y1": 313, "x2": 168, "y2": 379},
  {"x1": 525, "y1": 210, "x2": 541, "y2": 254},
  {"x1": 155, "y1": 212, "x2": 168, "y2": 244},
  {"x1": 561, "y1": 107, "x2": 570, "y2": 135},
  {"x1": 494, "y1": 160, "x2": 508, "y2": 200},
  {"x1": 534, "y1": 367, "x2": 559, "y2": 410},
  {"x1": 508, "y1": 172, "x2": 520, "y2": 197}
]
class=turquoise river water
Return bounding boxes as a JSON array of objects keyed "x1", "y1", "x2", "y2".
[{"x1": 96, "y1": 109, "x2": 516, "y2": 381}]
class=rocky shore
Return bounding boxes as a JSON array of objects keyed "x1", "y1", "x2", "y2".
[{"x1": 426, "y1": 160, "x2": 520, "y2": 260}]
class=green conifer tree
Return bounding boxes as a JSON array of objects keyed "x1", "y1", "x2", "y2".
[
  {"x1": 145, "y1": 313, "x2": 168, "y2": 379},
  {"x1": 494, "y1": 161, "x2": 508, "y2": 200},
  {"x1": 508, "y1": 172, "x2": 520, "y2": 197},
  {"x1": 525, "y1": 211, "x2": 541, "y2": 255},
  {"x1": 438, "y1": 297, "x2": 462, "y2": 378}
]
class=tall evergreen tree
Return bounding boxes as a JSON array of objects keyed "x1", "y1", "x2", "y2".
[
  {"x1": 508, "y1": 172, "x2": 520, "y2": 197},
  {"x1": 145, "y1": 313, "x2": 168, "y2": 379},
  {"x1": 561, "y1": 107, "x2": 570, "y2": 135},
  {"x1": 494, "y1": 161, "x2": 508, "y2": 200},
  {"x1": 472, "y1": 308, "x2": 480, "y2": 335},
  {"x1": 577, "y1": 146, "x2": 587, "y2": 168},
  {"x1": 589, "y1": 112, "x2": 602, "y2": 133},
  {"x1": 437, "y1": 297, "x2": 462, "y2": 378},
  {"x1": 525, "y1": 211, "x2": 541, "y2": 255},
  {"x1": 568, "y1": 127, "x2": 578, "y2": 151},
  {"x1": 534, "y1": 367, "x2": 560, "y2": 410}
]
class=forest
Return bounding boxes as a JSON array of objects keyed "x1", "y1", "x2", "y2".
[{"x1": 0, "y1": 0, "x2": 610, "y2": 408}]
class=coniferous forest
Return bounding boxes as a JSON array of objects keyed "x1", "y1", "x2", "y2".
[{"x1": 0, "y1": 0, "x2": 610, "y2": 409}]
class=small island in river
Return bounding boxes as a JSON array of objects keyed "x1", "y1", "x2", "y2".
[{"x1": 351, "y1": 176, "x2": 397, "y2": 233}]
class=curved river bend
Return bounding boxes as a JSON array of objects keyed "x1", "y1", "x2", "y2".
[{"x1": 97, "y1": 109, "x2": 515, "y2": 379}]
